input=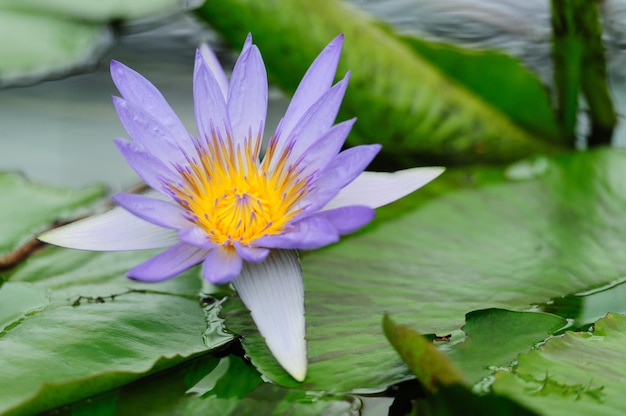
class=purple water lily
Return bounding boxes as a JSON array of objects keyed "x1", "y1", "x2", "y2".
[{"x1": 39, "y1": 34, "x2": 443, "y2": 381}]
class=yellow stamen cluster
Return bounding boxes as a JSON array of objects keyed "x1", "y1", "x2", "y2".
[{"x1": 169, "y1": 135, "x2": 306, "y2": 246}]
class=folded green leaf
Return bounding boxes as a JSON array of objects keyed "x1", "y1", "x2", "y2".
[
  {"x1": 402, "y1": 37, "x2": 561, "y2": 142},
  {"x1": 382, "y1": 313, "x2": 464, "y2": 391}
]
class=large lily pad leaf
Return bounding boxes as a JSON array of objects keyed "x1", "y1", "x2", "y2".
[
  {"x1": 46, "y1": 354, "x2": 358, "y2": 415},
  {"x1": 0, "y1": 247, "x2": 222, "y2": 416},
  {"x1": 197, "y1": 0, "x2": 565, "y2": 164},
  {"x1": 179, "y1": 356, "x2": 358, "y2": 416},
  {"x1": 0, "y1": 9, "x2": 110, "y2": 87},
  {"x1": 218, "y1": 148, "x2": 626, "y2": 391},
  {"x1": 449, "y1": 309, "x2": 567, "y2": 383},
  {"x1": 0, "y1": 172, "x2": 104, "y2": 258},
  {"x1": 0, "y1": 282, "x2": 49, "y2": 332},
  {"x1": 1, "y1": 0, "x2": 200, "y2": 20},
  {"x1": 493, "y1": 313, "x2": 626, "y2": 416}
]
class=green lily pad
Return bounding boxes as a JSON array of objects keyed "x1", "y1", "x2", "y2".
[
  {"x1": 0, "y1": 282, "x2": 49, "y2": 332},
  {"x1": 449, "y1": 309, "x2": 567, "y2": 383},
  {"x1": 219, "y1": 148, "x2": 626, "y2": 392},
  {"x1": 0, "y1": 172, "x2": 104, "y2": 258},
  {"x1": 0, "y1": 247, "x2": 221, "y2": 416},
  {"x1": 493, "y1": 313, "x2": 626, "y2": 415},
  {"x1": 0, "y1": 0, "x2": 199, "y2": 86},
  {"x1": 0, "y1": 9, "x2": 110, "y2": 87},
  {"x1": 4, "y1": 148, "x2": 626, "y2": 412},
  {"x1": 1, "y1": 0, "x2": 199, "y2": 20},
  {"x1": 52, "y1": 355, "x2": 358, "y2": 416}
]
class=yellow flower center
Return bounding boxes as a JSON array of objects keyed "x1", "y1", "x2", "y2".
[{"x1": 169, "y1": 135, "x2": 305, "y2": 246}]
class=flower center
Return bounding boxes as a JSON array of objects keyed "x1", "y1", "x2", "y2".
[{"x1": 168, "y1": 134, "x2": 305, "y2": 246}]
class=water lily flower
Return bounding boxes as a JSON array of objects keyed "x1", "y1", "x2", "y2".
[{"x1": 39, "y1": 34, "x2": 444, "y2": 382}]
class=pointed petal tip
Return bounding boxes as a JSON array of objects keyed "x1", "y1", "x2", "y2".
[
  {"x1": 327, "y1": 33, "x2": 344, "y2": 51},
  {"x1": 265, "y1": 329, "x2": 308, "y2": 382},
  {"x1": 285, "y1": 358, "x2": 307, "y2": 382},
  {"x1": 110, "y1": 59, "x2": 122, "y2": 71},
  {"x1": 37, "y1": 229, "x2": 57, "y2": 245}
]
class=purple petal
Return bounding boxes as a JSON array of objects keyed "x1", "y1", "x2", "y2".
[
  {"x1": 38, "y1": 206, "x2": 179, "y2": 251},
  {"x1": 298, "y1": 144, "x2": 382, "y2": 215},
  {"x1": 201, "y1": 246, "x2": 243, "y2": 284},
  {"x1": 231, "y1": 249, "x2": 306, "y2": 381},
  {"x1": 296, "y1": 118, "x2": 355, "y2": 178},
  {"x1": 114, "y1": 138, "x2": 179, "y2": 193},
  {"x1": 255, "y1": 216, "x2": 339, "y2": 250},
  {"x1": 241, "y1": 33, "x2": 253, "y2": 54},
  {"x1": 281, "y1": 34, "x2": 343, "y2": 141},
  {"x1": 323, "y1": 167, "x2": 445, "y2": 211},
  {"x1": 227, "y1": 44, "x2": 268, "y2": 146},
  {"x1": 128, "y1": 242, "x2": 209, "y2": 282},
  {"x1": 193, "y1": 49, "x2": 231, "y2": 143},
  {"x1": 199, "y1": 43, "x2": 229, "y2": 99},
  {"x1": 113, "y1": 193, "x2": 192, "y2": 230},
  {"x1": 313, "y1": 205, "x2": 375, "y2": 234},
  {"x1": 110, "y1": 60, "x2": 189, "y2": 143},
  {"x1": 112, "y1": 97, "x2": 192, "y2": 164},
  {"x1": 234, "y1": 242, "x2": 270, "y2": 263},
  {"x1": 178, "y1": 226, "x2": 216, "y2": 249},
  {"x1": 279, "y1": 74, "x2": 350, "y2": 168}
]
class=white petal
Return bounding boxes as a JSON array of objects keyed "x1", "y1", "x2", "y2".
[
  {"x1": 323, "y1": 167, "x2": 445, "y2": 211},
  {"x1": 38, "y1": 206, "x2": 179, "y2": 251},
  {"x1": 232, "y1": 250, "x2": 307, "y2": 381}
]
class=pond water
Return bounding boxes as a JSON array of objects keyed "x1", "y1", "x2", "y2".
[{"x1": 0, "y1": 13, "x2": 288, "y2": 191}]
